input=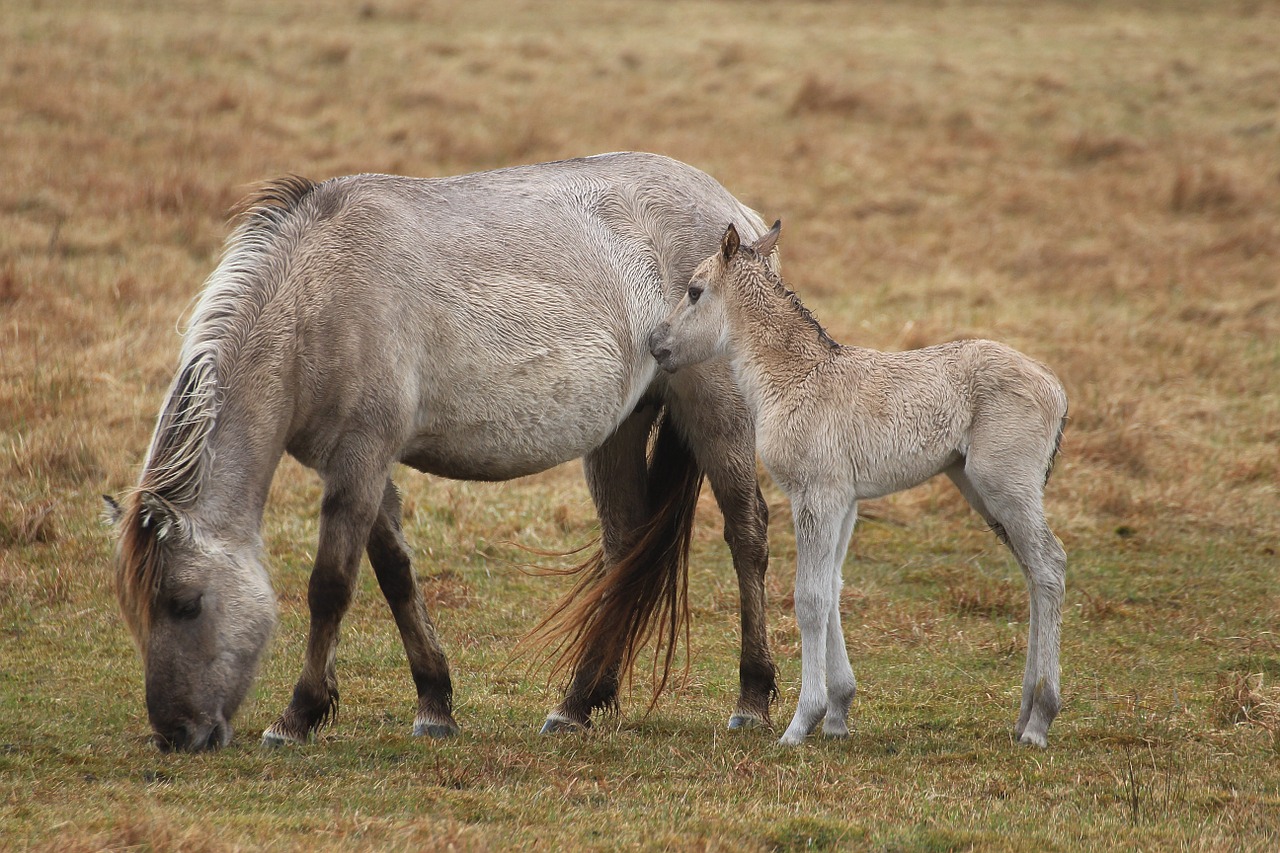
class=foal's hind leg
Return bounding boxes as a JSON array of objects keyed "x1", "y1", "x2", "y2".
[
  {"x1": 366, "y1": 479, "x2": 458, "y2": 738},
  {"x1": 948, "y1": 463, "x2": 1066, "y2": 747},
  {"x1": 263, "y1": 464, "x2": 387, "y2": 747}
]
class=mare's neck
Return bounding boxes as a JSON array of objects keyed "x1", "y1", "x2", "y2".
[{"x1": 195, "y1": 358, "x2": 292, "y2": 538}]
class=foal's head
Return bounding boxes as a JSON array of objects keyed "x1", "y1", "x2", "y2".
[
  {"x1": 647, "y1": 220, "x2": 780, "y2": 373},
  {"x1": 106, "y1": 491, "x2": 276, "y2": 752}
]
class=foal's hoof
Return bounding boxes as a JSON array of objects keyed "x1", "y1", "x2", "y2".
[
  {"x1": 1017, "y1": 730, "x2": 1049, "y2": 749},
  {"x1": 727, "y1": 713, "x2": 765, "y2": 731},
  {"x1": 539, "y1": 714, "x2": 588, "y2": 735}
]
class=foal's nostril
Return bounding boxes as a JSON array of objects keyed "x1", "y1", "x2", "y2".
[
  {"x1": 646, "y1": 323, "x2": 670, "y2": 355},
  {"x1": 653, "y1": 347, "x2": 671, "y2": 363}
]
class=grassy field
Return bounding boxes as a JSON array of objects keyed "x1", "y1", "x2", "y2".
[{"x1": 2, "y1": 0, "x2": 1278, "y2": 849}]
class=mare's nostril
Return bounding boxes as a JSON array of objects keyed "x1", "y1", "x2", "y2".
[{"x1": 154, "y1": 727, "x2": 185, "y2": 753}]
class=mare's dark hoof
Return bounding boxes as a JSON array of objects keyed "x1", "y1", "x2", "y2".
[
  {"x1": 261, "y1": 727, "x2": 308, "y2": 748},
  {"x1": 413, "y1": 720, "x2": 460, "y2": 739},
  {"x1": 539, "y1": 715, "x2": 588, "y2": 735},
  {"x1": 728, "y1": 713, "x2": 764, "y2": 731}
]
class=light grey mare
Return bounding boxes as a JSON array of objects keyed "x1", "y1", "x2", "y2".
[{"x1": 106, "y1": 153, "x2": 777, "y2": 752}]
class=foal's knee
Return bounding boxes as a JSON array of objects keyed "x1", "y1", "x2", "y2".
[{"x1": 792, "y1": 589, "x2": 830, "y2": 625}]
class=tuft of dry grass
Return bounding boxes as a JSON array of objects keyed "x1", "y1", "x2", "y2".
[{"x1": 1216, "y1": 673, "x2": 1280, "y2": 739}]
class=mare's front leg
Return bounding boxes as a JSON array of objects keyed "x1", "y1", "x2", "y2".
[
  {"x1": 668, "y1": 368, "x2": 776, "y2": 730},
  {"x1": 779, "y1": 497, "x2": 845, "y2": 746},
  {"x1": 263, "y1": 467, "x2": 386, "y2": 746},
  {"x1": 366, "y1": 479, "x2": 458, "y2": 738}
]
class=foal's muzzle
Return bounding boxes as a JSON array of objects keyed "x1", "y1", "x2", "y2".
[{"x1": 648, "y1": 323, "x2": 675, "y2": 372}]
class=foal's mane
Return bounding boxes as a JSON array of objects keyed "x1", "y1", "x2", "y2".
[
  {"x1": 737, "y1": 246, "x2": 840, "y2": 351},
  {"x1": 116, "y1": 175, "x2": 319, "y2": 650}
]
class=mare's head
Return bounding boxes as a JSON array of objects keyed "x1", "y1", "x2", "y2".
[
  {"x1": 648, "y1": 220, "x2": 781, "y2": 373},
  {"x1": 108, "y1": 492, "x2": 276, "y2": 751},
  {"x1": 107, "y1": 353, "x2": 276, "y2": 752}
]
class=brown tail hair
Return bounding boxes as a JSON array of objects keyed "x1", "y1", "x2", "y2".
[{"x1": 529, "y1": 408, "x2": 704, "y2": 712}]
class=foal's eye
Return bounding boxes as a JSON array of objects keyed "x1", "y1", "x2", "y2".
[
  {"x1": 687, "y1": 285, "x2": 703, "y2": 305},
  {"x1": 170, "y1": 593, "x2": 203, "y2": 620}
]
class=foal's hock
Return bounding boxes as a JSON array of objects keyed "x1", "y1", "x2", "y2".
[{"x1": 650, "y1": 222, "x2": 1068, "y2": 747}]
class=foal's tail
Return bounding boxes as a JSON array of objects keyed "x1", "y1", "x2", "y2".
[{"x1": 530, "y1": 408, "x2": 704, "y2": 711}]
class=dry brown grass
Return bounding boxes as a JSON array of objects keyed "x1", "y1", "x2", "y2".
[{"x1": 2, "y1": 0, "x2": 1279, "y2": 849}]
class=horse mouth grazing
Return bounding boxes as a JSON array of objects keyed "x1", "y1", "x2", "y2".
[{"x1": 154, "y1": 718, "x2": 231, "y2": 753}]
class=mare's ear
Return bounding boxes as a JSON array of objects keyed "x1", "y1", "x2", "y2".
[
  {"x1": 138, "y1": 491, "x2": 184, "y2": 542},
  {"x1": 720, "y1": 223, "x2": 741, "y2": 262},
  {"x1": 751, "y1": 220, "x2": 781, "y2": 257},
  {"x1": 101, "y1": 494, "x2": 123, "y2": 527}
]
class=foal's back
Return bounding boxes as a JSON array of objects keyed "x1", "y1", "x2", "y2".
[{"x1": 772, "y1": 339, "x2": 1065, "y2": 501}]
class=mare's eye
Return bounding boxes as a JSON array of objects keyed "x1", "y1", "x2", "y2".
[
  {"x1": 688, "y1": 285, "x2": 703, "y2": 305},
  {"x1": 171, "y1": 593, "x2": 203, "y2": 620}
]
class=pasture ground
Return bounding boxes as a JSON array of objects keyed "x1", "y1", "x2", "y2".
[{"x1": 2, "y1": 0, "x2": 1277, "y2": 849}]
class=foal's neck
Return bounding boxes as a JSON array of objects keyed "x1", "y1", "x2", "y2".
[{"x1": 725, "y1": 259, "x2": 840, "y2": 401}]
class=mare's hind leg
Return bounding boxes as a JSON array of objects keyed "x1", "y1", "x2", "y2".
[
  {"x1": 669, "y1": 368, "x2": 776, "y2": 730},
  {"x1": 263, "y1": 464, "x2": 387, "y2": 747},
  {"x1": 948, "y1": 462, "x2": 1066, "y2": 748},
  {"x1": 542, "y1": 404, "x2": 659, "y2": 732},
  {"x1": 821, "y1": 502, "x2": 859, "y2": 738},
  {"x1": 366, "y1": 479, "x2": 458, "y2": 738}
]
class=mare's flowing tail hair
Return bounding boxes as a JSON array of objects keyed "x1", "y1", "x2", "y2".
[{"x1": 528, "y1": 408, "x2": 704, "y2": 714}]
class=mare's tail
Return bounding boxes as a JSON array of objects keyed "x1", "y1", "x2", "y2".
[{"x1": 530, "y1": 407, "x2": 704, "y2": 712}]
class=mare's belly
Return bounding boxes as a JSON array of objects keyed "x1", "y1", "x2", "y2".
[{"x1": 399, "y1": 335, "x2": 657, "y2": 482}]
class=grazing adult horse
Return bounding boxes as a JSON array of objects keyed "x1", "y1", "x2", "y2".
[
  {"x1": 648, "y1": 222, "x2": 1068, "y2": 747},
  {"x1": 106, "y1": 153, "x2": 778, "y2": 752}
]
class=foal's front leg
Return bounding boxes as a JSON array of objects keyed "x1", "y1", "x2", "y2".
[
  {"x1": 263, "y1": 471, "x2": 384, "y2": 746},
  {"x1": 820, "y1": 503, "x2": 859, "y2": 739},
  {"x1": 779, "y1": 499, "x2": 844, "y2": 746}
]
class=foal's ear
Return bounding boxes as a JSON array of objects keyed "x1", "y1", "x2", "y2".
[
  {"x1": 720, "y1": 223, "x2": 741, "y2": 262},
  {"x1": 751, "y1": 220, "x2": 781, "y2": 257}
]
